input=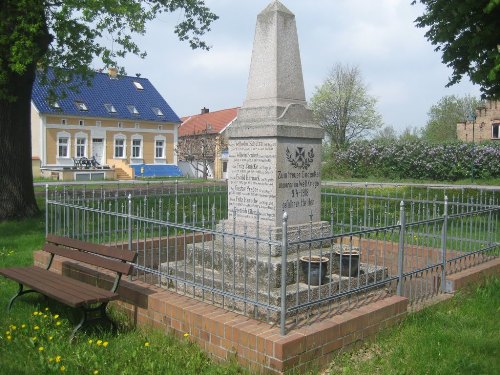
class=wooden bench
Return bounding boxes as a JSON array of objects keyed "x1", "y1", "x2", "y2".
[{"x1": 0, "y1": 235, "x2": 137, "y2": 340}]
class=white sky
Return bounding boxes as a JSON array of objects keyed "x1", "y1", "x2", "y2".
[{"x1": 108, "y1": 0, "x2": 480, "y2": 132}]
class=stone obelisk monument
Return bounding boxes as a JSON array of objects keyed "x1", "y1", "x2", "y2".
[{"x1": 226, "y1": 0, "x2": 324, "y2": 243}]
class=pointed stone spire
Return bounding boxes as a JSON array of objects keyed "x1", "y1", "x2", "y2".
[{"x1": 243, "y1": 0, "x2": 306, "y2": 109}]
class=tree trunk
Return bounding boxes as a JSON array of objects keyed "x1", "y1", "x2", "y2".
[{"x1": 0, "y1": 67, "x2": 40, "y2": 221}]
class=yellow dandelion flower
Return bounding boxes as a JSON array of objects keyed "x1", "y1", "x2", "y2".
[
  {"x1": 7, "y1": 335, "x2": 12, "y2": 341},
  {"x1": 31, "y1": 336, "x2": 37, "y2": 341},
  {"x1": 96, "y1": 340, "x2": 102, "y2": 346},
  {"x1": 88, "y1": 339, "x2": 93, "y2": 344},
  {"x1": 43, "y1": 315, "x2": 48, "y2": 319},
  {"x1": 53, "y1": 314, "x2": 59, "y2": 319},
  {"x1": 55, "y1": 355, "x2": 62, "y2": 363},
  {"x1": 33, "y1": 311, "x2": 39, "y2": 316},
  {"x1": 45, "y1": 307, "x2": 49, "y2": 311},
  {"x1": 183, "y1": 333, "x2": 190, "y2": 337},
  {"x1": 38, "y1": 346, "x2": 44, "y2": 352},
  {"x1": 60, "y1": 365, "x2": 66, "y2": 372},
  {"x1": 6, "y1": 331, "x2": 10, "y2": 335},
  {"x1": 144, "y1": 342, "x2": 150, "y2": 347},
  {"x1": 34, "y1": 325, "x2": 40, "y2": 330},
  {"x1": 102, "y1": 341, "x2": 109, "y2": 348},
  {"x1": 21, "y1": 324, "x2": 26, "y2": 329},
  {"x1": 93, "y1": 370, "x2": 99, "y2": 375},
  {"x1": 49, "y1": 358, "x2": 54, "y2": 363},
  {"x1": 10, "y1": 325, "x2": 16, "y2": 330},
  {"x1": 48, "y1": 336, "x2": 53, "y2": 341},
  {"x1": 56, "y1": 321, "x2": 61, "y2": 326}
]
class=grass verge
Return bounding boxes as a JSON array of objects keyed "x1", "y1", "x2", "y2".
[{"x1": 327, "y1": 277, "x2": 500, "y2": 375}]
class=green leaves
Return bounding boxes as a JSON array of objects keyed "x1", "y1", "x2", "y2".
[{"x1": 412, "y1": 0, "x2": 500, "y2": 98}]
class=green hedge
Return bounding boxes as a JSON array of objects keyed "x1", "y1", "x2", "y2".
[{"x1": 323, "y1": 140, "x2": 500, "y2": 180}]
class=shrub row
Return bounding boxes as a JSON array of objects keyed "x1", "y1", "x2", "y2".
[{"x1": 323, "y1": 140, "x2": 500, "y2": 180}]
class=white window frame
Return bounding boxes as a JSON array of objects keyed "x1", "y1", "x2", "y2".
[
  {"x1": 96, "y1": 121, "x2": 102, "y2": 127},
  {"x1": 61, "y1": 118, "x2": 67, "y2": 125},
  {"x1": 79, "y1": 119, "x2": 84, "y2": 126},
  {"x1": 154, "y1": 135, "x2": 166, "y2": 161},
  {"x1": 75, "y1": 132, "x2": 88, "y2": 158},
  {"x1": 127, "y1": 105, "x2": 139, "y2": 115},
  {"x1": 57, "y1": 131, "x2": 71, "y2": 158},
  {"x1": 113, "y1": 134, "x2": 127, "y2": 159},
  {"x1": 492, "y1": 123, "x2": 500, "y2": 139},
  {"x1": 131, "y1": 135, "x2": 143, "y2": 159}
]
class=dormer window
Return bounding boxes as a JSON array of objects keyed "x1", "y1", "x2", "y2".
[
  {"x1": 49, "y1": 100, "x2": 60, "y2": 109},
  {"x1": 133, "y1": 81, "x2": 144, "y2": 90},
  {"x1": 104, "y1": 103, "x2": 117, "y2": 113},
  {"x1": 75, "y1": 101, "x2": 88, "y2": 111},
  {"x1": 151, "y1": 107, "x2": 164, "y2": 116},
  {"x1": 127, "y1": 105, "x2": 139, "y2": 115}
]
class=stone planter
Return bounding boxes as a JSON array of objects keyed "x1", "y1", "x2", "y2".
[
  {"x1": 299, "y1": 255, "x2": 329, "y2": 285},
  {"x1": 333, "y1": 248, "x2": 360, "y2": 277}
]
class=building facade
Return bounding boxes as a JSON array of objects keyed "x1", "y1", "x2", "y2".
[
  {"x1": 178, "y1": 107, "x2": 238, "y2": 179},
  {"x1": 457, "y1": 100, "x2": 500, "y2": 143},
  {"x1": 31, "y1": 69, "x2": 183, "y2": 180}
]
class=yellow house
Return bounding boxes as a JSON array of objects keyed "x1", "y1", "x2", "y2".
[
  {"x1": 31, "y1": 68, "x2": 183, "y2": 180},
  {"x1": 457, "y1": 100, "x2": 500, "y2": 143}
]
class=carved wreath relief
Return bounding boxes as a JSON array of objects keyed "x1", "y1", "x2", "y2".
[{"x1": 286, "y1": 147, "x2": 314, "y2": 170}]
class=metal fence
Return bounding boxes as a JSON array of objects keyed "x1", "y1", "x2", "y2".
[{"x1": 45, "y1": 181, "x2": 500, "y2": 335}]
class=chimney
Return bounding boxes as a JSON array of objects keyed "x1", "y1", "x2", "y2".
[
  {"x1": 201, "y1": 107, "x2": 209, "y2": 114},
  {"x1": 108, "y1": 67, "x2": 118, "y2": 79}
]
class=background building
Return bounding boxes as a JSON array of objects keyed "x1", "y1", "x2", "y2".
[
  {"x1": 457, "y1": 100, "x2": 500, "y2": 143},
  {"x1": 31, "y1": 68, "x2": 183, "y2": 180},
  {"x1": 178, "y1": 107, "x2": 238, "y2": 179}
]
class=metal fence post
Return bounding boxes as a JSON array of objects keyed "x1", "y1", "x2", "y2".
[
  {"x1": 127, "y1": 194, "x2": 133, "y2": 281},
  {"x1": 45, "y1": 184, "x2": 49, "y2": 237},
  {"x1": 280, "y1": 212, "x2": 288, "y2": 336},
  {"x1": 441, "y1": 196, "x2": 448, "y2": 292},
  {"x1": 396, "y1": 201, "x2": 406, "y2": 296}
]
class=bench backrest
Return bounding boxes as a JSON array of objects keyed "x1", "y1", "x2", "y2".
[{"x1": 45, "y1": 235, "x2": 137, "y2": 277}]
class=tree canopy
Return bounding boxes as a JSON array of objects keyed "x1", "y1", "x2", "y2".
[
  {"x1": 412, "y1": 0, "x2": 500, "y2": 98},
  {"x1": 422, "y1": 95, "x2": 480, "y2": 143},
  {"x1": 309, "y1": 63, "x2": 383, "y2": 148},
  {"x1": 0, "y1": 0, "x2": 217, "y2": 220}
]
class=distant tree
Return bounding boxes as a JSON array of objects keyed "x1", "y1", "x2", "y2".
[
  {"x1": 399, "y1": 126, "x2": 422, "y2": 142},
  {"x1": 0, "y1": 0, "x2": 217, "y2": 221},
  {"x1": 422, "y1": 95, "x2": 480, "y2": 142},
  {"x1": 310, "y1": 63, "x2": 383, "y2": 148},
  {"x1": 372, "y1": 126, "x2": 398, "y2": 143},
  {"x1": 176, "y1": 130, "x2": 227, "y2": 179},
  {"x1": 412, "y1": 0, "x2": 500, "y2": 98}
]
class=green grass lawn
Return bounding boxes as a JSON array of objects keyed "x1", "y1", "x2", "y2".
[
  {"x1": 1, "y1": 210, "x2": 498, "y2": 374},
  {"x1": 326, "y1": 277, "x2": 500, "y2": 375}
]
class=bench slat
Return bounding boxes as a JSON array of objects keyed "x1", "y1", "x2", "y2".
[
  {"x1": 0, "y1": 267, "x2": 118, "y2": 307},
  {"x1": 46, "y1": 235, "x2": 137, "y2": 263},
  {"x1": 43, "y1": 243, "x2": 134, "y2": 276}
]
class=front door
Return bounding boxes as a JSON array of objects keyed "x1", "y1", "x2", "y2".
[{"x1": 92, "y1": 138, "x2": 104, "y2": 165}]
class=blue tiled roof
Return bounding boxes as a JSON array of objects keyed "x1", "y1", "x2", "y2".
[
  {"x1": 32, "y1": 69, "x2": 181, "y2": 123},
  {"x1": 131, "y1": 164, "x2": 184, "y2": 177}
]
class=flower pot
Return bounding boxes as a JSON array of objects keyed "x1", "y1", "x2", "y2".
[
  {"x1": 299, "y1": 255, "x2": 329, "y2": 285},
  {"x1": 333, "y1": 248, "x2": 360, "y2": 277}
]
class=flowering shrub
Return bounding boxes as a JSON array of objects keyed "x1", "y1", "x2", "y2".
[{"x1": 324, "y1": 140, "x2": 500, "y2": 180}]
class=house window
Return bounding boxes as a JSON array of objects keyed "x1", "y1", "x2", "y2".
[
  {"x1": 76, "y1": 137, "x2": 86, "y2": 158},
  {"x1": 61, "y1": 119, "x2": 67, "y2": 125},
  {"x1": 493, "y1": 124, "x2": 499, "y2": 139},
  {"x1": 151, "y1": 107, "x2": 164, "y2": 116},
  {"x1": 49, "y1": 100, "x2": 60, "y2": 109},
  {"x1": 75, "y1": 101, "x2": 88, "y2": 111},
  {"x1": 134, "y1": 123, "x2": 140, "y2": 129},
  {"x1": 96, "y1": 121, "x2": 101, "y2": 127},
  {"x1": 133, "y1": 81, "x2": 144, "y2": 90},
  {"x1": 158, "y1": 125, "x2": 163, "y2": 131},
  {"x1": 118, "y1": 122, "x2": 123, "y2": 128},
  {"x1": 132, "y1": 138, "x2": 142, "y2": 158},
  {"x1": 104, "y1": 103, "x2": 117, "y2": 113},
  {"x1": 58, "y1": 136, "x2": 69, "y2": 158},
  {"x1": 79, "y1": 120, "x2": 84, "y2": 126},
  {"x1": 114, "y1": 138, "x2": 126, "y2": 158},
  {"x1": 127, "y1": 105, "x2": 139, "y2": 115},
  {"x1": 155, "y1": 139, "x2": 165, "y2": 159}
]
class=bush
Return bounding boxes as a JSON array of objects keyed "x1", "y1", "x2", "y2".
[{"x1": 324, "y1": 140, "x2": 500, "y2": 180}]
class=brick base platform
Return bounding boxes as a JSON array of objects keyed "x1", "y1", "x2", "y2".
[{"x1": 33, "y1": 251, "x2": 498, "y2": 374}]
